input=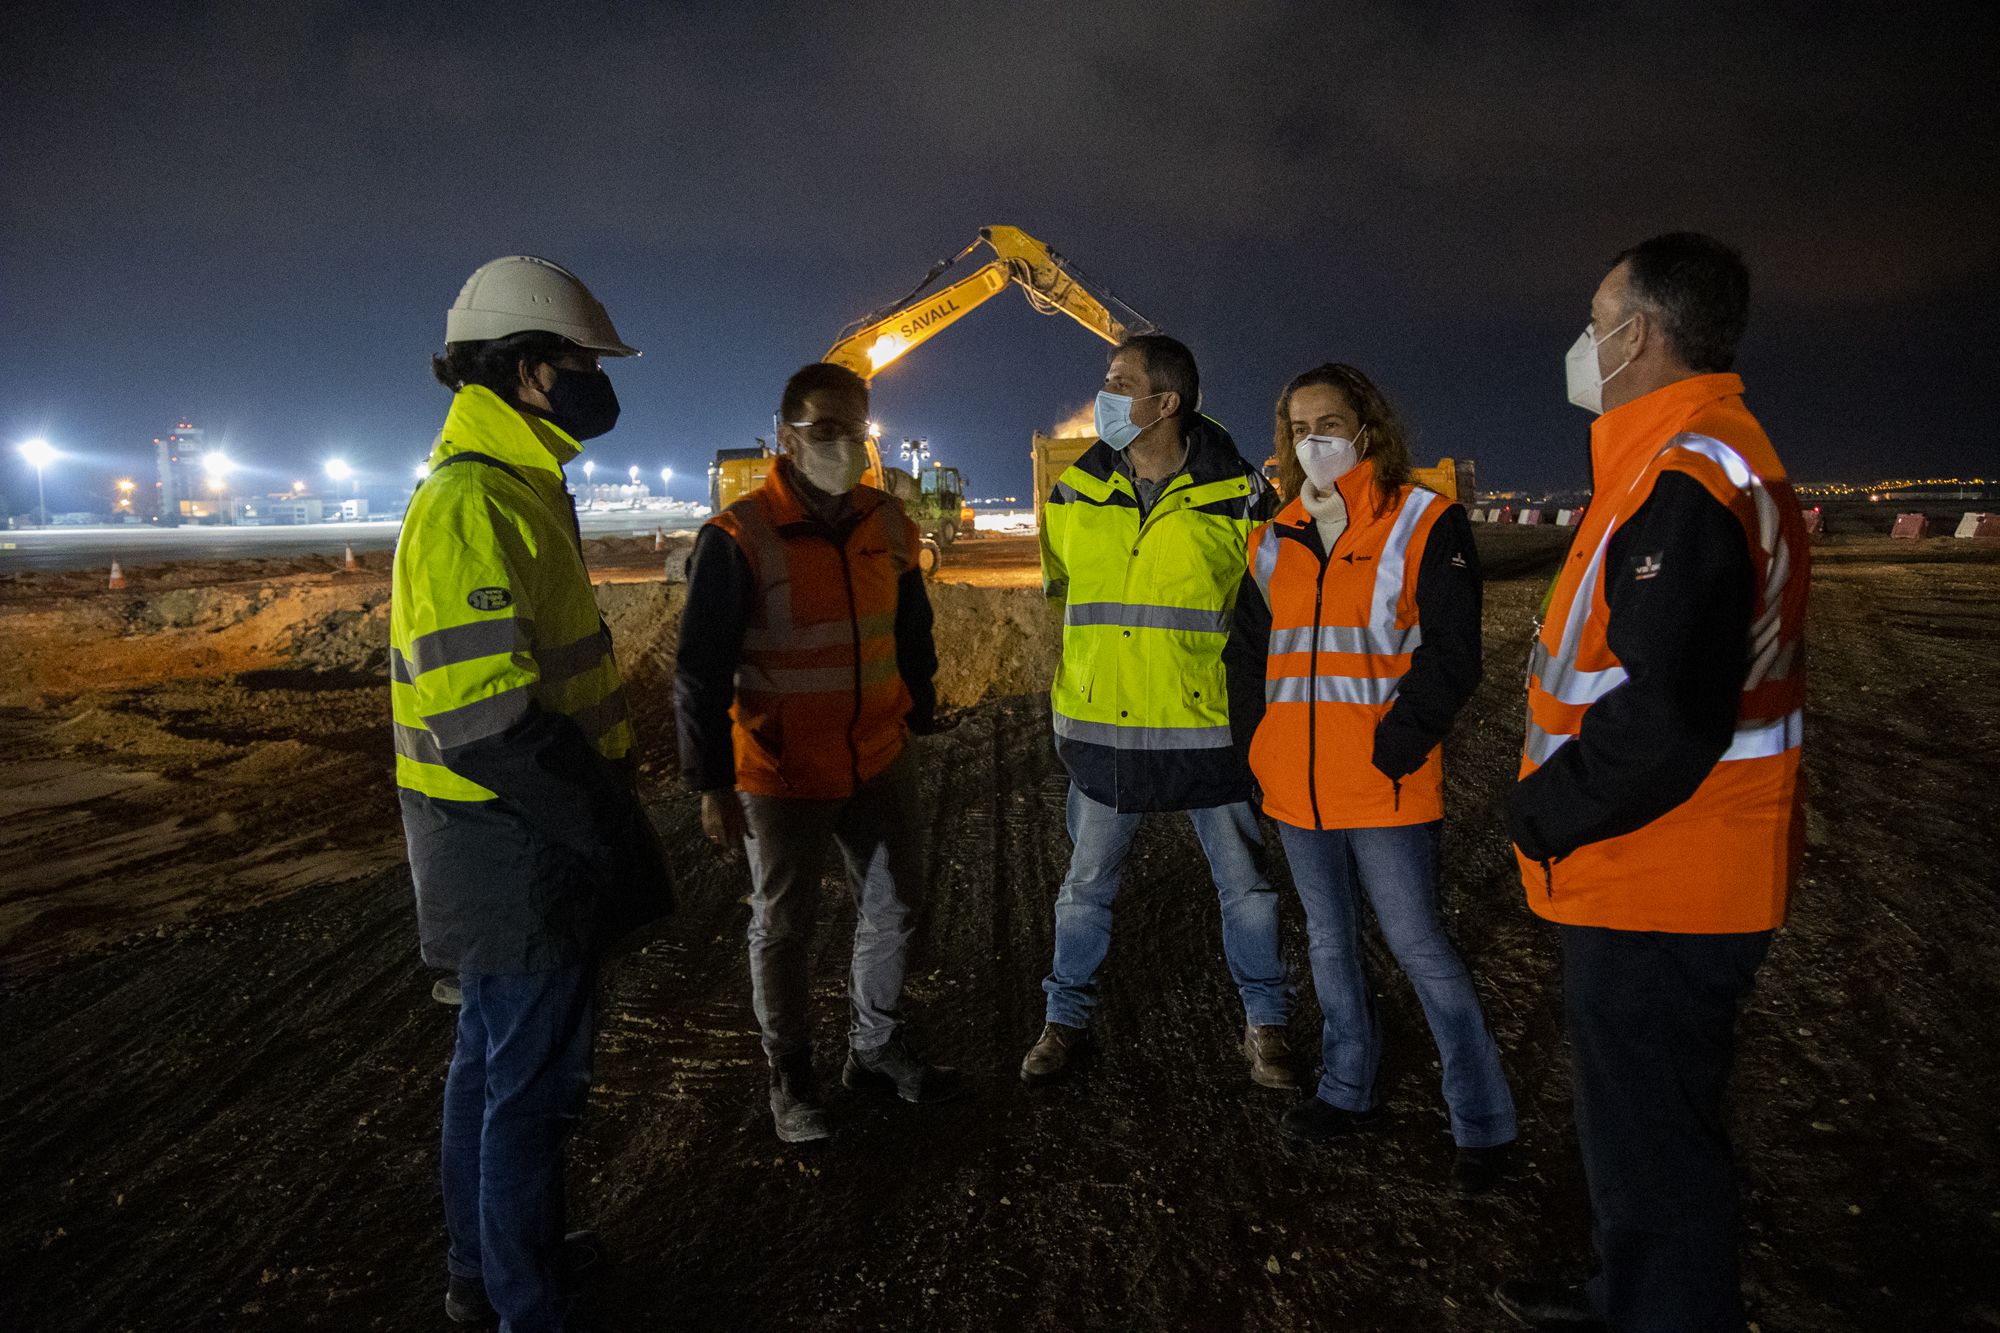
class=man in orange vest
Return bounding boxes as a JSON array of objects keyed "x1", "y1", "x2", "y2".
[
  {"x1": 1495, "y1": 234, "x2": 1809, "y2": 1333},
  {"x1": 674, "y1": 362, "x2": 959, "y2": 1145}
]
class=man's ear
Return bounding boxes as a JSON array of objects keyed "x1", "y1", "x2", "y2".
[{"x1": 1156, "y1": 391, "x2": 1182, "y2": 421}]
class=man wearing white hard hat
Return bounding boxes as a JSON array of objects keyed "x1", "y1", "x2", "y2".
[{"x1": 393, "y1": 255, "x2": 671, "y2": 1331}]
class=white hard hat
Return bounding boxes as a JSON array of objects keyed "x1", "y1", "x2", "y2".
[{"x1": 445, "y1": 255, "x2": 639, "y2": 356}]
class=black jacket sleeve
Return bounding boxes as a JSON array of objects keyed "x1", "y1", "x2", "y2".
[
  {"x1": 1373, "y1": 504, "x2": 1483, "y2": 781},
  {"x1": 1508, "y1": 472, "x2": 1754, "y2": 861},
  {"x1": 443, "y1": 707, "x2": 639, "y2": 867},
  {"x1": 1223, "y1": 568, "x2": 1271, "y2": 768},
  {"x1": 673, "y1": 525, "x2": 753, "y2": 791},
  {"x1": 896, "y1": 567, "x2": 940, "y2": 733}
]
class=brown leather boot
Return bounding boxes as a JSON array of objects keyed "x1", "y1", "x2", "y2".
[
  {"x1": 1019, "y1": 1022, "x2": 1088, "y2": 1086},
  {"x1": 1242, "y1": 1025, "x2": 1297, "y2": 1089}
]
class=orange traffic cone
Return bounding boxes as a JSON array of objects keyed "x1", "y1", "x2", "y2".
[
  {"x1": 653, "y1": 528, "x2": 665, "y2": 551},
  {"x1": 343, "y1": 543, "x2": 358, "y2": 572},
  {"x1": 108, "y1": 560, "x2": 127, "y2": 590}
]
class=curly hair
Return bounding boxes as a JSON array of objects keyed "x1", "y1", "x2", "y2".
[{"x1": 1271, "y1": 363, "x2": 1413, "y2": 515}]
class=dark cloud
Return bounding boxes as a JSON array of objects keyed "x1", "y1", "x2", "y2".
[{"x1": 1, "y1": 1, "x2": 1993, "y2": 505}]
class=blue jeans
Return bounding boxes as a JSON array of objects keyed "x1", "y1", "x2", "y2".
[
  {"x1": 1043, "y1": 783, "x2": 1291, "y2": 1028},
  {"x1": 1278, "y1": 821, "x2": 1515, "y2": 1148},
  {"x1": 442, "y1": 961, "x2": 597, "y2": 1333}
]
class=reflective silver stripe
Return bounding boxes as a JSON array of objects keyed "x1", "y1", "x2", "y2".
[
  {"x1": 423, "y1": 687, "x2": 535, "y2": 748},
  {"x1": 403, "y1": 616, "x2": 533, "y2": 676},
  {"x1": 1064, "y1": 602, "x2": 1230, "y2": 633},
  {"x1": 389, "y1": 649, "x2": 414, "y2": 684},
  {"x1": 1525, "y1": 708, "x2": 1803, "y2": 769},
  {"x1": 1250, "y1": 529, "x2": 1281, "y2": 606},
  {"x1": 393, "y1": 722, "x2": 446, "y2": 766},
  {"x1": 1522, "y1": 717, "x2": 1570, "y2": 767},
  {"x1": 537, "y1": 626, "x2": 611, "y2": 685},
  {"x1": 1370, "y1": 488, "x2": 1437, "y2": 632},
  {"x1": 742, "y1": 616, "x2": 890, "y2": 652},
  {"x1": 1527, "y1": 638, "x2": 1629, "y2": 705},
  {"x1": 569, "y1": 686, "x2": 630, "y2": 741},
  {"x1": 1052, "y1": 713, "x2": 1235, "y2": 751},
  {"x1": 1270, "y1": 624, "x2": 1423, "y2": 656},
  {"x1": 1265, "y1": 673, "x2": 1403, "y2": 706},
  {"x1": 1719, "y1": 708, "x2": 1803, "y2": 761},
  {"x1": 737, "y1": 654, "x2": 899, "y2": 694}
]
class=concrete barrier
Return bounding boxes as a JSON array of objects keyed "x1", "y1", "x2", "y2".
[
  {"x1": 1555, "y1": 509, "x2": 1574, "y2": 526},
  {"x1": 1955, "y1": 512, "x2": 2000, "y2": 539},
  {"x1": 1890, "y1": 513, "x2": 1929, "y2": 539},
  {"x1": 1803, "y1": 508, "x2": 1825, "y2": 535},
  {"x1": 1518, "y1": 509, "x2": 1545, "y2": 526}
]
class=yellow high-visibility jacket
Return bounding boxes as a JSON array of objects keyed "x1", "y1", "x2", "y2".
[
  {"x1": 1041, "y1": 416, "x2": 1274, "y2": 811},
  {"x1": 391, "y1": 385, "x2": 667, "y2": 972}
]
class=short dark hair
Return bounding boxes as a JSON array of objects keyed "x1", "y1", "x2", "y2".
[
  {"x1": 1611, "y1": 232, "x2": 1750, "y2": 373},
  {"x1": 780, "y1": 362, "x2": 868, "y2": 423},
  {"x1": 431, "y1": 331, "x2": 574, "y2": 396},
  {"x1": 1115, "y1": 333, "x2": 1199, "y2": 418}
]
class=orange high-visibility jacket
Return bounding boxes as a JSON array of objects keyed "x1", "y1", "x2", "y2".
[
  {"x1": 1516, "y1": 373, "x2": 1809, "y2": 932},
  {"x1": 1246, "y1": 462, "x2": 1455, "y2": 829},
  {"x1": 704, "y1": 461, "x2": 920, "y2": 799}
]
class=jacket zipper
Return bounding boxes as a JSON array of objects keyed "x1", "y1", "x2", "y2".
[
  {"x1": 832, "y1": 532, "x2": 864, "y2": 790},
  {"x1": 1541, "y1": 857, "x2": 1555, "y2": 898},
  {"x1": 1306, "y1": 534, "x2": 1327, "y2": 832}
]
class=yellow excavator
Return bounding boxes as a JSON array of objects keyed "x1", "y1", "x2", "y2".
[{"x1": 710, "y1": 226, "x2": 1156, "y2": 569}]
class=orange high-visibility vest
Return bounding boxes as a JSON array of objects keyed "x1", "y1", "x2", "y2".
[
  {"x1": 1518, "y1": 373, "x2": 1809, "y2": 932},
  {"x1": 1248, "y1": 462, "x2": 1450, "y2": 829},
  {"x1": 706, "y1": 459, "x2": 919, "y2": 800}
]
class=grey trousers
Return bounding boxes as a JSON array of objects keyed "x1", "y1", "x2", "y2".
[{"x1": 741, "y1": 751, "x2": 923, "y2": 1062}]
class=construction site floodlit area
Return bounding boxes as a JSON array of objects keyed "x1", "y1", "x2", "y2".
[{"x1": 1, "y1": 506, "x2": 1996, "y2": 1329}]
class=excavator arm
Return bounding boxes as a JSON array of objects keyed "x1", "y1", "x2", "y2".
[{"x1": 824, "y1": 225, "x2": 1154, "y2": 379}]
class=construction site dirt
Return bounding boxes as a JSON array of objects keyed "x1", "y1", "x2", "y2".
[{"x1": 2, "y1": 528, "x2": 1995, "y2": 1332}]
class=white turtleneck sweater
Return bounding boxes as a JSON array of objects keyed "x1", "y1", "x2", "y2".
[{"x1": 1299, "y1": 477, "x2": 1349, "y2": 551}]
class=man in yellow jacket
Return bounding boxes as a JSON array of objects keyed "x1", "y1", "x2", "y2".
[
  {"x1": 394, "y1": 255, "x2": 670, "y2": 1331},
  {"x1": 1021, "y1": 334, "x2": 1293, "y2": 1088}
]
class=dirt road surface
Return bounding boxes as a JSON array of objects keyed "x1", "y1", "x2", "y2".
[{"x1": 2, "y1": 530, "x2": 1995, "y2": 1331}]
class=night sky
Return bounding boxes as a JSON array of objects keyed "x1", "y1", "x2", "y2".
[{"x1": 3, "y1": 2, "x2": 1994, "y2": 515}]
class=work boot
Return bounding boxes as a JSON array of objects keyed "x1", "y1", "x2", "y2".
[
  {"x1": 1019, "y1": 1022, "x2": 1088, "y2": 1086},
  {"x1": 1280, "y1": 1093, "x2": 1382, "y2": 1143},
  {"x1": 432, "y1": 975, "x2": 463, "y2": 1006},
  {"x1": 442, "y1": 1230, "x2": 606, "y2": 1324},
  {"x1": 444, "y1": 1273, "x2": 493, "y2": 1324},
  {"x1": 1494, "y1": 1278, "x2": 1604, "y2": 1329},
  {"x1": 769, "y1": 1052, "x2": 832, "y2": 1143},
  {"x1": 1451, "y1": 1143, "x2": 1511, "y2": 1197},
  {"x1": 1241, "y1": 1024, "x2": 1296, "y2": 1089},
  {"x1": 843, "y1": 1033, "x2": 964, "y2": 1104}
]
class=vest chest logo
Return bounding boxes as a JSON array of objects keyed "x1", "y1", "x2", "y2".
[
  {"x1": 1632, "y1": 552, "x2": 1664, "y2": 581},
  {"x1": 466, "y1": 587, "x2": 514, "y2": 611},
  {"x1": 1338, "y1": 552, "x2": 1374, "y2": 564}
]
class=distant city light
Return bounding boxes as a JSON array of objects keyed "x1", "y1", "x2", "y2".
[
  {"x1": 628, "y1": 465, "x2": 640, "y2": 484},
  {"x1": 292, "y1": 480, "x2": 307, "y2": 493},
  {"x1": 660, "y1": 466, "x2": 672, "y2": 498},
  {"x1": 414, "y1": 462, "x2": 431, "y2": 480},
  {"x1": 19, "y1": 437, "x2": 57, "y2": 469},
  {"x1": 324, "y1": 458, "x2": 353, "y2": 482},
  {"x1": 582, "y1": 460, "x2": 595, "y2": 480},
  {"x1": 202, "y1": 450, "x2": 234, "y2": 478}
]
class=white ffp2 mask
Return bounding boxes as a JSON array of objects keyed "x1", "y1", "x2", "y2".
[
  {"x1": 1295, "y1": 432, "x2": 1364, "y2": 491},
  {"x1": 1564, "y1": 315, "x2": 1636, "y2": 415}
]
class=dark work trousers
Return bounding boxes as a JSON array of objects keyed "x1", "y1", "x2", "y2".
[{"x1": 1562, "y1": 924, "x2": 1772, "y2": 1333}]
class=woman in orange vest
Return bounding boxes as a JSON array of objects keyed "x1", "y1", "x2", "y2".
[{"x1": 1224, "y1": 363, "x2": 1515, "y2": 1193}]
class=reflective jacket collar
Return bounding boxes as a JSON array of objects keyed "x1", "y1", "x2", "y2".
[
  {"x1": 1075, "y1": 414, "x2": 1249, "y2": 493},
  {"x1": 1269, "y1": 458, "x2": 1385, "y2": 559},
  {"x1": 431, "y1": 384, "x2": 584, "y2": 475},
  {"x1": 1589, "y1": 373, "x2": 1745, "y2": 494},
  {"x1": 760, "y1": 454, "x2": 889, "y2": 539}
]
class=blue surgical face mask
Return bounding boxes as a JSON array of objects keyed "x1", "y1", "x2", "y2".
[{"x1": 1094, "y1": 389, "x2": 1167, "y2": 452}]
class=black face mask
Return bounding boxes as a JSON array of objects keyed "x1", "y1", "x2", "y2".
[{"x1": 542, "y1": 367, "x2": 621, "y2": 441}]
